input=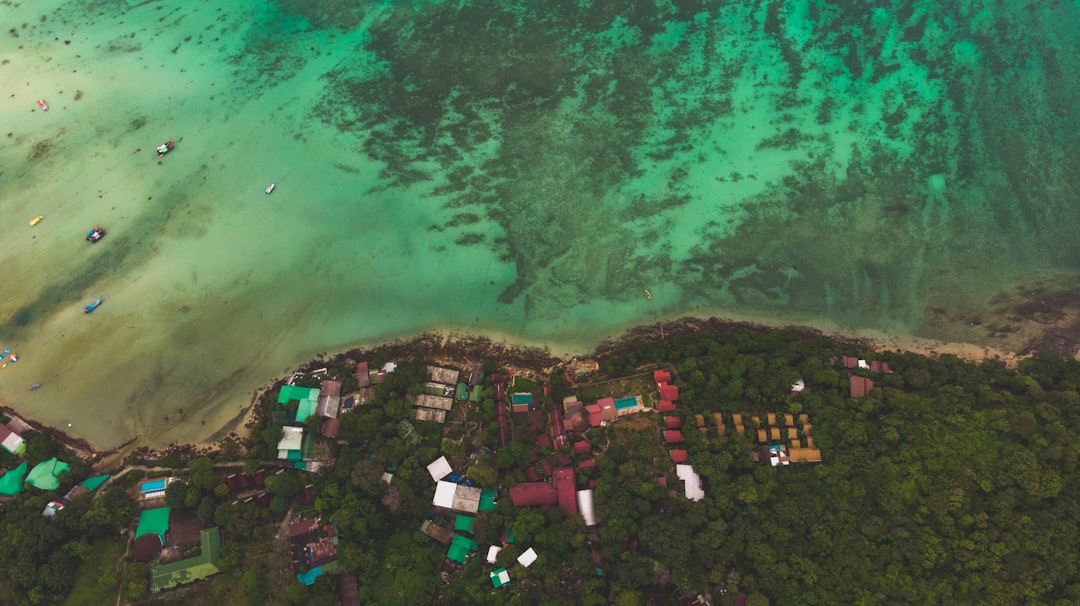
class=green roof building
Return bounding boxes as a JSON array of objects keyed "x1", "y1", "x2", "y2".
[
  {"x1": 151, "y1": 527, "x2": 221, "y2": 592},
  {"x1": 445, "y1": 534, "x2": 477, "y2": 564},
  {"x1": 490, "y1": 568, "x2": 510, "y2": 588},
  {"x1": 454, "y1": 515, "x2": 474, "y2": 533},
  {"x1": 277, "y1": 385, "x2": 320, "y2": 423},
  {"x1": 136, "y1": 507, "x2": 171, "y2": 542},
  {"x1": 0, "y1": 462, "x2": 27, "y2": 496},
  {"x1": 25, "y1": 457, "x2": 69, "y2": 490},
  {"x1": 479, "y1": 488, "x2": 497, "y2": 511}
]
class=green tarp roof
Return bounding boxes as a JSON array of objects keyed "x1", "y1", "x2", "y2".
[
  {"x1": 80, "y1": 474, "x2": 109, "y2": 492},
  {"x1": 454, "y1": 515, "x2": 474, "y2": 533},
  {"x1": 136, "y1": 507, "x2": 171, "y2": 541},
  {"x1": 511, "y1": 393, "x2": 533, "y2": 404},
  {"x1": 295, "y1": 399, "x2": 318, "y2": 423},
  {"x1": 151, "y1": 527, "x2": 221, "y2": 592},
  {"x1": 479, "y1": 488, "x2": 496, "y2": 511},
  {"x1": 446, "y1": 534, "x2": 477, "y2": 563},
  {"x1": 0, "y1": 462, "x2": 27, "y2": 495},
  {"x1": 277, "y1": 385, "x2": 319, "y2": 405},
  {"x1": 456, "y1": 383, "x2": 469, "y2": 400},
  {"x1": 26, "y1": 457, "x2": 69, "y2": 490}
]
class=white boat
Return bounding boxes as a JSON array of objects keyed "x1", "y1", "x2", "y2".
[
  {"x1": 265, "y1": 183, "x2": 275, "y2": 194},
  {"x1": 645, "y1": 289, "x2": 652, "y2": 300}
]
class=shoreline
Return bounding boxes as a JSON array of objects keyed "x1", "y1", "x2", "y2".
[{"x1": 1, "y1": 313, "x2": 1067, "y2": 463}]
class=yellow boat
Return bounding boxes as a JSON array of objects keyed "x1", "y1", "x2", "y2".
[{"x1": 28, "y1": 215, "x2": 43, "y2": 227}]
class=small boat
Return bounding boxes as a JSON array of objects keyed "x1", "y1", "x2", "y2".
[
  {"x1": 84, "y1": 297, "x2": 103, "y2": 313},
  {"x1": 156, "y1": 140, "x2": 175, "y2": 157},
  {"x1": 28, "y1": 215, "x2": 44, "y2": 227},
  {"x1": 265, "y1": 183, "x2": 275, "y2": 194},
  {"x1": 37, "y1": 99, "x2": 49, "y2": 112},
  {"x1": 645, "y1": 289, "x2": 652, "y2": 300},
  {"x1": 86, "y1": 226, "x2": 106, "y2": 243},
  {"x1": 30, "y1": 384, "x2": 40, "y2": 391}
]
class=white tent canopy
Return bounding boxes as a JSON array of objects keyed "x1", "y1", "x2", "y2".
[
  {"x1": 517, "y1": 547, "x2": 538, "y2": 568},
  {"x1": 576, "y1": 489, "x2": 596, "y2": 527}
]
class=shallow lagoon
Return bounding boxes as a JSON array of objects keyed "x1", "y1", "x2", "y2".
[{"x1": 1, "y1": 1, "x2": 1078, "y2": 447}]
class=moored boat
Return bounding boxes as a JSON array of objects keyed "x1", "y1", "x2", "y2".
[
  {"x1": 86, "y1": 226, "x2": 106, "y2": 242},
  {"x1": 37, "y1": 99, "x2": 49, "y2": 111},
  {"x1": 28, "y1": 215, "x2": 44, "y2": 227},
  {"x1": 645, "y1": 289, "x2": 652, "y2": 300},
  {"x1": 84, "y1": 297, "x2": 103, "y2": 313},
  {"x1": 156, "y1": 140, "x2": 175, "y2": 157},
  {"x1": 265, "y1": 183, "x2": 275, "y2": 194}
]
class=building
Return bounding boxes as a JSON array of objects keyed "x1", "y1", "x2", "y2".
[
  {"x1": 553, "y1": 468, "x2": 577, "y2": 515},
  {"x1": 427, "y1": 456, "x2": 453, "y2": 482},
  {"x1": 510, "y1": 483, "x2": 558, "y2": 507},
  {"x1": 850, "y1": 375, "x2": 874, "y2": 398},
  {"x1": 420, "y1": 520, "x2": 456, "y2": 545},
  {"x1": 277, "y1": 385, "x2": 320, "y2": 423},
  {"x1": 277, "y1": 426, "x2": 304, "y2": 461},
  {"x1": 355, "y1": 361, "x2": 370, "y2": 387},
  {"x1": 577, "y1": 489, "x2": 597, "y2": 527},
  {"x1": 150, "y1": 524, "x2": 221, "y2": 591},
  {"x1": 432, "y1": 481, "x2": 483, "y2": 514},
  {"x1": 426, "y1": 365, "x2": 460, "y2": 385},
  {"x1": 0, "y1": 423, "x2": 26, "y2": 455},
  {"x1": 675, "y1": 465, "x2": 704, "y2": 502},
  {"x1": 316, "y1": 379, "x2": 342, "y2": 418}
]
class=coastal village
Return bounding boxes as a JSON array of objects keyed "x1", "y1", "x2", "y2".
[{"x1": 0, "y1": 337, "x2": 901, "y2": 604}]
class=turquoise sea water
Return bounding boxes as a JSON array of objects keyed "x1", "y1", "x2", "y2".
[{"x1": 1, "y1": 1, "x2": 1079, "y2": 448}]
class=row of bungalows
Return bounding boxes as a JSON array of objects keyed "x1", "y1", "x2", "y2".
[
  {"x1": 840, "y1": 356, "x2": 892, "y2": 398},
  {"x1": 655, "y1": 370, "x2": 688, "y2": 464},
  {"x1": 654, "y1": 370, "x2": 704, "y2": 502}
]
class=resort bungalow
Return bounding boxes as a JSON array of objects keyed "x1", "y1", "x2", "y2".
[
  {"x1": 277, "y1": 426, "x2": 304, "y2": 461},
  {"x1": 850, "y1": 375, "x2": 875, "y2": 398}
]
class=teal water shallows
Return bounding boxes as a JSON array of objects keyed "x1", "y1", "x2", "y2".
[{"x1": 1, "y1": 1, "x2": 1079, "y2": 447}]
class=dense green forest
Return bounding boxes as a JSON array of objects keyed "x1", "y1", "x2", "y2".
[{"x1": 3, "y1": 327, "x2": 1080, "y2": 605}]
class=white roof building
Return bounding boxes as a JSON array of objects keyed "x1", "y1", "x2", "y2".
[
  {"x1": 431, "y1": 480, "x2": 482, "y2": 513},
  {"x1": 486, "y1": 545, "x2": 502, "y2": 564},
  {"x1": 427, "y1": 456, "x2": 453, "y2": 482},
  {"x1": 675, "y1": 464, "x2": 705, "y2": 502},
  {"x1": 517, "y1": 547, "x2": 538, "y2": 568},
  {"x1": 576, "y1": 489, "x2": 597, "y2": 527},
  {"x1": 276, "y1": 426, "x2": 303, "y2": 459}
]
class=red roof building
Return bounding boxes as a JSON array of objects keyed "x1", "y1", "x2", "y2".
[
  {"x1": 850, "y1": 375, "x2": 874, "y2": 398},
  {"x1": 577, "y1": 459, "x2": 596, "y2": 471},
  {"x1": 574, "y1": 441, "x2": 591, "y2": 455},
  {"x1": 870, "y1": 361, "x2": 892, "y2": 373},
  {"x1": 494, "y1": 383, "x2": 506, "y2": 401},
  {"x1": 657, "y1": 400, "x2": 676, "y2": 413},
  {"x1": 553, "y1": 468, "x2": 577, "y2": 515},
  {"x1": 492, "y1": 373, "x2": 510, "y2": 384},
  {"x1": 510, "y1": 483, "x2": 558, "y2": 507},
  {"x1": 663, "y1": 430, "x2": 685, "y2": 443},
  {"x1": 664, "y1": 416, "x2": 682, "y2": 429},
  {"x1": 670, "y1": 449, "x2": 689, "y2": 463},
  {"x1": 356, "y1": 361, "x2": 370, "y2": 387},
  {"x1": 524, "y1": 467, "x2": 541, "y2": 482},
  {"x1": 842, "y1": 356, "x2": 859, "y2": 368},
  {"x1": 585, "y1": 404, "x2": 603, "y2": 427},
  {"x1": 659, "y1": 384, "x2": 680, "y2": 401},
  {"x1": 653, "y1": 370, "x2": 671, "y2": 384},
  {"x1": 597, "y1": 398, "x2": 616, "y2": 422},
  {"x1": 554, "y1": 453, "x2": 571, "y2": 467},
  {"x1": 535, "y1": 434, "x2": 552, "y2": 449}
]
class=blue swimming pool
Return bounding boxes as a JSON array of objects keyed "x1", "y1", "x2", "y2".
[{"x1": 141, "y1": 479, "x2": 166, "y2": 492}]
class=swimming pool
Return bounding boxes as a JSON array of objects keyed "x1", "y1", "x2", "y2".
[{"x1": 140, "y1": 479, "x2": 166, "y2": 493}]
